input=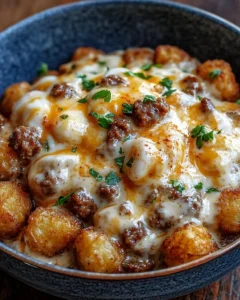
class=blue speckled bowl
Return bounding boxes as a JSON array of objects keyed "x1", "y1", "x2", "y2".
[{"x1": 0, "y1": 1, "x2": 240, "y2": 299}]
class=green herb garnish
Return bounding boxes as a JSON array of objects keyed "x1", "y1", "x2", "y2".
[
  {"x1": 44, "y1": 141, "x2": 49, "y2": 152},
  {"x1": 208, "y1": 69, "x2": 222, "y2": 80},
  {"x1": 160, "y1": 77, "x2": 173, "y2": 89},
  {"x1": 105, "y1": 171, "x2": 121, "y2": 185},
  {"x1": 194, "y1": 182, "x2": 203, "y2": 190},
  {"x1": 90, "y1": 112, "x2": 115, "y2": 129},
  {"x1": 98, "y1": 61, "x2": 106, "y2": 66},
  {"x1": 115, "y1": 156, "x2": 125, "y2": 169},
  {"x1": 71, "y1": 147, "x2": 77, "y2": 153},
  {"x1": 169, "y1": 179, "x2": 185, "y2": 193},
  {"x1": 124, "y1": 71, "x2": 152, "y2": 80},
  {"x1": 122, "y1": 103, "x2": 133, "y2": 114},
  {"x1": 92, "y1": 90, "x2": 111, "y2": 102},
  {"x1": 60, "y1": 114, "x2": 68, "y2": 119},
  {"x1": 78, "y1": 97, "x2": 87, "y2": 103},
  {"x1": 206, "y1": 187, "x2": 220, "y2": 193},
  {"x1": 191, "y1": 125, "x2": 215, "y2": 149},
  {"x1": 54, "y1": 191, "x2": 74, "y2": 206},
  {"x1": 126, "y1": 157, "x2": 134, "y2": 168},
  {"x1": 143, "y1": 95, "x2": 156, "y2": 103},
  {"x1": 119, "y1": 147, "x2": 124, "y2": 154},
  {"x1": 123, "y1": 135, "x2": 131, "y2": 142},
  {"x1": 141, "y1": 63, "x2": 162, "y2": 71},
  {"x1": 37, "y1": 63, "x2": 48, "y2": 76},
  {"x1": 89, "y1": 168, "x2": 103, "y2": 181},
  {"x1": 82, "y1": 79, "x2": 95, "y2": 91},
  {"x1": 236, "y1": 99, "x2": 240, "y2": 105}
]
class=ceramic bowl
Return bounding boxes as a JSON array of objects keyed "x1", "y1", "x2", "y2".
[{"x1": 0, "y1": 1, "x2": 240, "y2": 299}]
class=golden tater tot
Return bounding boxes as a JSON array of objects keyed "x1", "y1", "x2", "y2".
[
  {"x1": 0, "y1": 82, "x2": 31, "y2": 117},
  {"x1": 218, "y1": 189, "x2": 240, "y2": 234},
  {"x1": 155, "y1": 45, "x2": 191, "y2": 64},
  {"x1": 72, "y1": 47, "x2": 104, "y2": 61},
  {"x1": 161, "y1": 223, "x2": 217, "y2": 267},
  {"x1": 75, "y1": 227, "x2": 124, "y2": 273},
  {"x1": 24, "y1": 207, "x2": 81, "y2": 257},
  {"x1": 197, "y1": 60, "x2": 239, "y2": 101},
  {"x1": 123, "y1": 48, "x2": 154, "y2": 66},
  {"x1": 0, "y1": 139, "x2": 20, "y2": 181},
  {"x1": 0, "y1": 182, "x2": 32, "y2": 239}
]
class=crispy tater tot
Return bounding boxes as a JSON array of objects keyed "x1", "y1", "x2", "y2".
[
  {"x1": 72, "y1": 47, "x2": 104, "y2": 61},
  {"x1": 24, "y1": 207, "x2": 81, "y2": 257},
  {"x1": 0, "y1": 182, "x2": 32, "y2": 239},
  {"x1": 155, "y1": 45, "x2": 191, "y2": 64},
  {"x1": 0, "y1": 82, "x2": 31, "y2": 117},
  {"x1": 75, "y1": 227, "x2": 124, "y2": 273},
  {"x1": 161, "y1": 223, "x2": 217, "y2": 267},
  {"x1": 197, "y1": 59, "x2": 239, "y2": 101},
  {"x1": 218, "y1": 188, "x2": 240, "y2": 234},
  {"x1": 0, "y1": 139, "x2": 20, "y2": 181},
  {"x1": 123, "y1": 48, "x2": 154, "y2": 67}
]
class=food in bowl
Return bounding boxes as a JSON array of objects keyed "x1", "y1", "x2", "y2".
[{"x1": 0, "y1": 45, "x2": 239, "y2": 273}]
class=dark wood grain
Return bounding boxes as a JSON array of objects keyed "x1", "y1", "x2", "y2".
[{"x1": 0, "y1": 0, "x2": 239, "y2": 299}]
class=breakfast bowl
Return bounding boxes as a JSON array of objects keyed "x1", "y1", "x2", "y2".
[{"x1": 0, "y1": 0, "x2": 240, "y2": 299}]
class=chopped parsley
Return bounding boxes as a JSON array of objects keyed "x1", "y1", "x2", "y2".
[
  {"x1": 122, "y1": 103, "x2": 133, "y2": 114},
  {"x1": 78, "y1": 97, "x2": 87, "y2": 103},
  {"x1": 98, "y1": 61, "x2": 106, "y2": 66},
  {"x1": 197, "y1": 96, "x2": 203, "y2": 101},
  {"x1": 37, "y1": 63, "x2": 48, "y2": 76},
  {"x1": 123, "y1": 135, "x2": 131, "y2": 142},
  {"x1": 194, "y1": 182, "x2": 203, "y2": 190},
  {"x1": 236, "y1": 99, "x2": 240, "y2": 105},
  {"x1": 160, "y1": 77, "x2": 176, "y2": 97},
  {"x1": 105, "y1": 171, "x2": 121, "y2": 185},
  {"x1": 71, "y1": 147, "x2": 77, "y2": 153},
  {"x1": 82, "y1": 79, "x2": 95, "y2": 91},
  {"x1": 143, "y1": 95, "x2": 156, "y2": 103},
  {"x1": 44, "y1": 141, "x2": 50, "y2": 152},
  {"x1": 60, "y1": 114, "x2": 68, "y2": 119},
  {"x1": 191, "y1": 125, "x2": 215, "y2": 149},
  {"x1": 77, "y1": 74, "x2": 95, "y2": 91},
  {"x1": 126, "y1": 157, "x2": 134, "y2": 168},
  {"x1": 90, "y1": 112, "x2": 115, "y2": 129},
  {"x1": 89, "y1": 168, "x2": 102, "y2": 181},
  {"x1": 217, "y1": 129, "x2": 222, "y2": 134},
  {"x1": 119, "y1": 147, "x2": 124, "y2": 154},
  {"x1": 92, "y1": 90, "x2": 111, "y2": 102},
  {"x1": 53, "y1": 191, "x2": 74, "y2": 206},
  {"x1": 208, "y1": 69, "x2": 222, "y2": 80},
  {"x1": 160, "y1": 77, "x2": 173, "y2": 89},
  {"x1": 58, "y1": 107, "x2": 63, "y2": 111},
  {"x1": 169, "y1": 179, "x2": 185, "y2": 193},
  {"x1": 206, "y1": 187, "x2": 220, "y2": 193},
  {"x1": 141, "y1": 63, "x2": 162, "y2": 71},
  {"x1": 115, "y1": 156, "x2": 125, "y2": 170},
  {"x1": 124, "y1": 71, "x2": 152, "y2": 80}
]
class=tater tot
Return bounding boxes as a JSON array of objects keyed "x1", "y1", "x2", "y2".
[
  {"x1": 0, "y1": 82, "x2": 31, "y2": 117},
  {"x1": 123, "y1": 48, "x2": 154, "y2": 67},
  {"x1": 0, "y1": 139, "x2": 20, "y2": 181},
  {"x1": 161, "y1": 223, "x2": 217, "y2": 267},
  {"x1": 72, "y1": 47, "x2": 104, "y2": 61},
  {"x1": 0, "y1": 182, "x2": 32, "y2": 239},
  {"x1": 24, "y1": 207, "x2": 81, "y2": 257},
  {"x1": 75, "y1": 227, "x2": 124, "y2": 273},
  {"x1": 197, "y1": 60, "x2": 239, "y2": 101},
  {"x1": 155, "y1": 45, "x2": 191, "y2": 64},
  {"x1": 218, "y1": 189, "x2": 240, "y2": 234}
]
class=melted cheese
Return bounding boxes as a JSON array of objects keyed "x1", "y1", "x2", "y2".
[{"x1": 5, "y1": 48, "x2": 240, "y2": 265}]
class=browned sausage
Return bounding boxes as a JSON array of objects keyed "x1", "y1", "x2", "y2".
[
  {"x1": 101, "y1": 75, "x2": 127, "y2": 87},
  {"x1": 123, "y1": 221, "x2": 146, "y2": 249},
  {"x1": 181, "y1": 75, "x2": 203, "y2": 96},
  {"x1": 68, "y1": 188, "x2": 97, "y2": 220},
  {"x1": 98, "y1": 183, "x2": 120, "y2": 202},
  {"x1": 122, "y1": 256, "x2": 155, "y2": 272},
  {"x1": 9, "y1": 126, "x2": 42, "y2": 160},
  {"x1": 132, "y1": 98, "x2": 169, "y2": 127},
  {"x1": 107, "y1": 117, "x2": 132, "y2": 148},
  {"x1": 200, "y1": 97, "x2": 215, "y2": 113},
  {"x1": 50, "y1": 83, "x2": 77, "y2": 99}
]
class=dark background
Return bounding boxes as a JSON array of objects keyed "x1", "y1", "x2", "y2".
[{"x1": 0, "y1": 0, "x2": 240, "y2": 299}]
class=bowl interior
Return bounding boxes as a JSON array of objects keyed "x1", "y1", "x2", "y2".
[{"x1": 0, "y1": 0, "x2": 240, "y2": 280}]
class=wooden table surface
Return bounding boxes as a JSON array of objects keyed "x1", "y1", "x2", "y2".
[{"x1": 0, "y1": 0, "x2": 240, "y2": 299}]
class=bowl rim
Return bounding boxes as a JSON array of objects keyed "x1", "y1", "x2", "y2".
[{"x1": 0, "y1": 0, "x2": 240, "y2": 281}]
